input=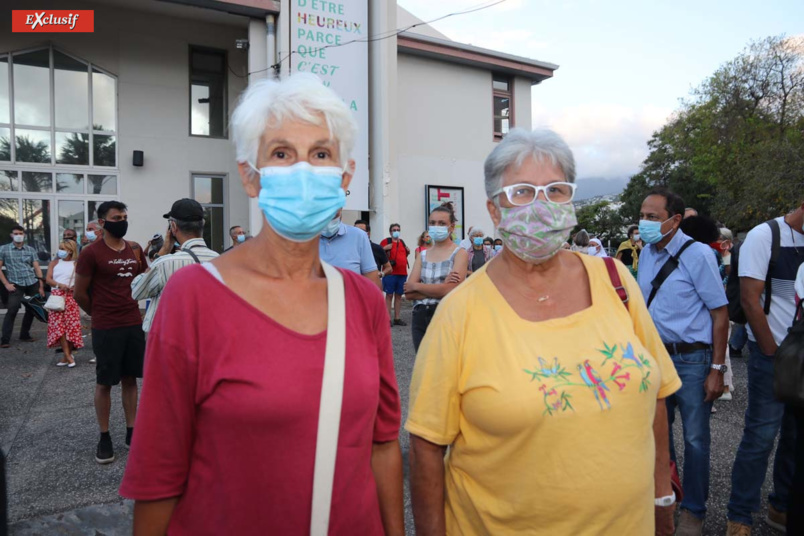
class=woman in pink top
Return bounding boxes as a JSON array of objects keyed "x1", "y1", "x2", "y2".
[{"x1": 120, "y1": 74, "x2": 404, "y2": 535}]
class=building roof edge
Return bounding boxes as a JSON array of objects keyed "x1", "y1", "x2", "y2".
[{"x1": 397, "y1": 31, "x2": 558, "y2": 83}]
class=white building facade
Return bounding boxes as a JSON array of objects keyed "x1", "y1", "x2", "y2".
[{"x1": 0, "y1": 0, "x2": 556, "y2": 257}]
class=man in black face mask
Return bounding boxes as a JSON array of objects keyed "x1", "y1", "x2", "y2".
[{"x1": 74, "y1": 201, "x2": 146, "y2": 465}]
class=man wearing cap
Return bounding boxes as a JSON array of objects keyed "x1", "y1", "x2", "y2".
[{"x1": 131, "y1": 199, "x2": 219, "y2": 334}]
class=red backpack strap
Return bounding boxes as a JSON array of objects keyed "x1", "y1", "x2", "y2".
[{"x1": 603, "y1": 257, "x2": 629, "y2": 311}]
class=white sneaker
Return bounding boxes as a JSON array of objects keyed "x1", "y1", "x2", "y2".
[
  {"x1": 720, "y1": 390, "x2": 733, "y2": 401},
  {"x1": 89, "y1": 357, "x2": 96, "y2": 363}
]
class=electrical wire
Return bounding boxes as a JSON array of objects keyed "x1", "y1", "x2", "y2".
[{"x1": 228, "y1": 0, "x2": 508, "y2": 78}]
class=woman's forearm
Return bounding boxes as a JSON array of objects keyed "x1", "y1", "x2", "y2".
[
  {"x1": 653, "y1": 399, "x2": 672, "y2": 497},
  {"x1": 415, "y1": 282, "x2": 458, "y2": 299},
  {"x1": 133, "y1": 497, "x2": 179, "y2": 536},
  {"x1": 410, "y1": 435, "x2": 447, "y2": 536},
  {"x1": 371, "y1": 440, "x2": 405, "y2": 536}
]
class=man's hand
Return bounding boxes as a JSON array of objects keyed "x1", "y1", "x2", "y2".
[
  {"x1": 759, "y1": 342, "x2": 778, "y2": 357},
  {"x1": 655, "y1": 504, "x2": 675, "y2": 536},
  {"x1": 4, "y1": 283, "x2": 15, "y2": 293},
  {"x1": 704, "y1": 370, "x2": 725, "y2": 403},
  {"x1": 159, "y1": 228, "x2": 174, "y2": 256}
]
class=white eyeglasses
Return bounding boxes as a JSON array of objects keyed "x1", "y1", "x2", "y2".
[{"x1": 492, "y1": 182, "x2": 577, "y2": 206}]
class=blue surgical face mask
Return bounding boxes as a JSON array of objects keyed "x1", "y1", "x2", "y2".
[
  {"x1": 473, "y1": 237, "x2": 483, "y2": 246},
  {"x1": 57, "y1": 250, "x2": 68, "y2": 259},
  {"x1": 322, "y1": 217, "x2": 341, "y2": 238},
  {"x1": 174, "y1": 241, "x2": 181, "y2": 249},
  {"x1": 392, "y1": 231, "x2": 400, "y2": 239},
  {"x1": 85, "y1": 231, "x2": 96, "y2": 241},
  {"x1": 494, "y1": 245, "x2": 503, "y2": 252},
  {"x1": 638, "y1": 217, "x2": 674, "y2": 245},
  {"x1": 429, "y1": 226, "x2": 449, "y2": 243},
  {"x1": 254, "y1": 162, "x2": 346, "y2": 243}
]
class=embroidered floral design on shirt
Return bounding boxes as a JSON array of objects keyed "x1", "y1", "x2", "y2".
[{"x1": 524, "y1": 342, "x2": 653, "y2": 415}]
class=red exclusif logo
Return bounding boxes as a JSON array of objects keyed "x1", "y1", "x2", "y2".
[{"x1": 12, "y1": 10, "x2": 94, "y2": 33}]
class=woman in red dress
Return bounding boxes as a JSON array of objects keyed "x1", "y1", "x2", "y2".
[{"x1": 46, "y1": 240, "x2": 83, "y2": 367}]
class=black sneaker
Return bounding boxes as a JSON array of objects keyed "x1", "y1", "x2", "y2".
[
  {"x1": 125, "y1": 427, "x2": 133, "y2": 449},
  {"x1": 729, "y1": 345, "x2": 743, "y2": 358},
  {"x1": 96, "y1": 434, "x2": 115, "y2": 464},
  {"x1": 393, "y1": 319, "x2": 407, "y2": 326}
]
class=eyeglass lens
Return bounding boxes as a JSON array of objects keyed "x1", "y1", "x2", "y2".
[{"x1": 507, "y1": 183, "x2": 574, "y2": 205}]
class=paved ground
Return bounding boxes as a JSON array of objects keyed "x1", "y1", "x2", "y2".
[{"x1": 0, "y1": 305, "x2": 785, "y2": 535}]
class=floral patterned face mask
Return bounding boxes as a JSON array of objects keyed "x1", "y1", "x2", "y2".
[{"x1": 496, "y1": 200, "x2": 577, "y2": 264}]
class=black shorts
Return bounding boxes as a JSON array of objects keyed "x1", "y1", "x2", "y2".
[{"x1": 92, "y1": 325, "x2": 145, "y2": 386}]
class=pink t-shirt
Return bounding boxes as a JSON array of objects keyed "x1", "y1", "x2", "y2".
[{"x1": 119, "y1": 265, "x2": 400, "y2": 535}]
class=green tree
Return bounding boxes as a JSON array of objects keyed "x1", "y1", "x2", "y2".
[
  {"x1": 620, "y1": 35, "x2": 804, "y2": 232},
  {"x1": 574, "y1": 200, "x2": 628, "y2": 247}
]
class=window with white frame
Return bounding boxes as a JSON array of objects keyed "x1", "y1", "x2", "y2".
[
  {"x1": 192, "y1": 174, "x2": 226, "y2": 253},
  {"x1": 493, "y1": 74, "x2": 513, "y2": 141},
  {"x1": 0, "y1": 46, "x2": 118, "y2": 255}
]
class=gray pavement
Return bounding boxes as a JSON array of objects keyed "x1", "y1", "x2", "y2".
[{"x1": 0, "y1": 305, "x2": 786, "y2": 535}]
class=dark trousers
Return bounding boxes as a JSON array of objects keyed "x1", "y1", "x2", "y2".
[
  {"x1": 1, "y1": 283, "x2": 38, "y2": 344},
  {"x1": 789, "y1": 408, "x2": 804, "y2": 533},
  {"x1": 411, "y1": 304, "x2": 437, "y2": 353}
]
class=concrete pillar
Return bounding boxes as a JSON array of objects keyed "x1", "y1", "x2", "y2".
[
  {"x1": 368, "y1": 0, "x2": 398, "y2": 239},
  {"x1": 245, "y1": 19, "x2": 270, "y2": 236}
]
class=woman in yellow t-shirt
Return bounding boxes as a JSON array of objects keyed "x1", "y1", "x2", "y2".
[{"x1": 407, "y1": 129, "x2": 682, "y2": 536}]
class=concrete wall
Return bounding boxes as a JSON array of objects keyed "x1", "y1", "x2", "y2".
[
  {"x1": 394, "y1": 53, "x2": 535, "y2": 244},
  {"x1": 0, "y1": 0, "x2": 250, "y2": 249}
]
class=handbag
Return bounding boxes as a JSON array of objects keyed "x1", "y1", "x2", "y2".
[
  {"x1": 44, "y1": 263, "x2": 75, "y2": 312},
  {"x1": 310, "y1": 262, "x2": 346, "y2": 536},
  {"x1": 774, "y1": 300, "x2": 804, "y2": 407}
]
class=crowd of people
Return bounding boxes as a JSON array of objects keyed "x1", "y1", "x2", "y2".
[{"x1": 1, "y1": 73, "x2": 802, "y2": 536}]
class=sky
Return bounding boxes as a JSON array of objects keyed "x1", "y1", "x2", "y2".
[{"x1": 397, "y1": 0, "x2": 804, "y2": 181}]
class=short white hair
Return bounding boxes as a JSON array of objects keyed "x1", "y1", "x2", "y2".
[
  {"x1": 231, "y1": 73, "x2": 358, "y2": 171},
  {"x1": 484, "y1": 128, "x2": 576, "y2": 202}
]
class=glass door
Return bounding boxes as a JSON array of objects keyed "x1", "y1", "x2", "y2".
[{"x1": 20, "y1": 197, "x2": 52, "y2": 263}]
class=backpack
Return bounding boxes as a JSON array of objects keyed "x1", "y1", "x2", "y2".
[
  {"x1": 726, "y1": 220, "x2": 780, "y2": 324},
  {"x1": 774, "y1": 300, "x2": 804, "y2": 407},
  {"x1": 384, "y1": 238, "x2": 410, "y2": 268}
]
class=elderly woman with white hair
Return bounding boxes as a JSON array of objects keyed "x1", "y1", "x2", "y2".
[
  {"x1": 407, "y1": 128, "x2": 682, "y2": 535},
  {"x1": 120, "y1": 74, "x2": 404, "y2": 535}
]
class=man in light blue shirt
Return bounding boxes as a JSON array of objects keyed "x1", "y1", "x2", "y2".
[
  {"x1": 636, "y1": 188, "x2": 728, "y2": 535},
  {"x1": 319, "y1": 212, "x2": 380, "y2": 289}
]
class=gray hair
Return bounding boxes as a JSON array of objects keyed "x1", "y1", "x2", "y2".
[
  {"x1": 231, "y1": 73, "x2": 358, "y2": 173},
  {"x1": 574, "y1": 229, "x2": 590, "y2": 247},
  {"x1": 484, "y1": 128, "x2": 576, "y2": 202},
  {"x1": 719, "y1": 227, "x2": 733, "y2": 241},
  {"x1": 471, "y1": 228, "x2": 485, "y2": 237},
  {"x1": 173, "y1": 218, "x2": 205, "y2": 237}
]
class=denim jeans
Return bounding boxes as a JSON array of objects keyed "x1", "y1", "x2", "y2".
[
  {"x1": 730, "y1": 323, "x2": 748, "y2": 351},
  {"x1": 666, "y1": 348, "x2": 712, "y2": 519},
  {"x1": 788, "y1": 407, "x2": 804, "y2": 533},
  {"x1": 727, "y1": 341, "x2": 797, "y2": 525},
  {"x1": 1, "y1": 282, "x2": 38, "y2": 344}
]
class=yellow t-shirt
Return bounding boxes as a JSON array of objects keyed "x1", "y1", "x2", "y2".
[{"x1": 405, "y1": 253, "x2": 681, "y2": 535}]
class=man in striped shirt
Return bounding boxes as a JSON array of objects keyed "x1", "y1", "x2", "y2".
[{"x1": 131, "y1": 199, "x2": 219, "y2": 333}]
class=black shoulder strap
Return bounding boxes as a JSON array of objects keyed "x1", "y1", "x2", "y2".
[
  {"x1": 185, "y1": 248, "x2": 202, "y2": 264},
  {"x1": 647, "y1": 239, "x2": 695, "y2": 308},
  {"x1": 764, "y1": 219, "x2": 781, "y2": 315}
]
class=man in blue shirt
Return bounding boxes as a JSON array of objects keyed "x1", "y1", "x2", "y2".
[
  {"x1": 0, "y1": 225, "x2": 45, "y2": 348},
  {"x1": 318, "y1": 211, "x2": 380, "y2": 290},
  {"x1": 637, "y1": 189, "x2": 728, "y2": 536}
]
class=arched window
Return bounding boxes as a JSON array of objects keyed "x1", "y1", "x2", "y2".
[{"x1": 0, "y1": 46, "x2": 118, "y2": 256}]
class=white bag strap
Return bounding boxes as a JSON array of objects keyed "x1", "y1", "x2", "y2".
[{"x1": 310, "y1": 261, "x2": 346, "y2": 536}]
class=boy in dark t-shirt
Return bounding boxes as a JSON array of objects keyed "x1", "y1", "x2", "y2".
[{"x1": 75, "y1": 201, "x2": 145, "y2": 465}]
